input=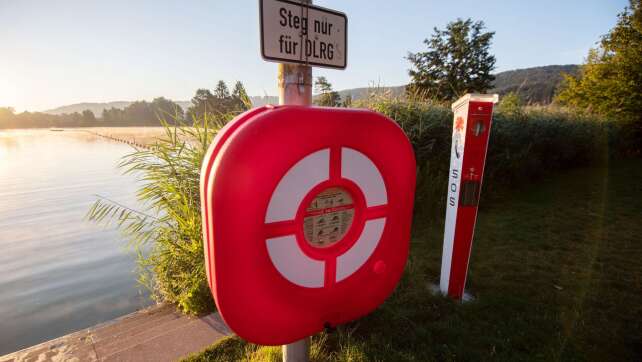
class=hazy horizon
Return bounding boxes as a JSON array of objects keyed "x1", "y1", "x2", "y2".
[
  {"x1": 36, "y1": 64, "x2": 571, "y2": 114},
  {"x1": 1, "y1": 0, "x2": 627, "y2": 112}
]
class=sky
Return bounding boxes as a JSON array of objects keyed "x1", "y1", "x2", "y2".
[{"x1": 0, "y1": 0, "x2": 628, "y2": 112}]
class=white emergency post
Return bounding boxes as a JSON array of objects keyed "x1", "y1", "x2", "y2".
[{"x1": 440, "y1": 94, "x2": 498, "y2": 301}]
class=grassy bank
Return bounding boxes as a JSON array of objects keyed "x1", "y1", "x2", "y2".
[
  {"x1": 184, "y1": 159, "x2": 642, "y2": 361},
  {"x1": 366, "y1": 99, "x2": 617, "y2": 218},
  {"x1": 88, "y1": 100, "x2": 627, "y2": 316}
]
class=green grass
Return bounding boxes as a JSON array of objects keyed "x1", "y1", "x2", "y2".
[
  {"x1": 184, "y1": 159, "x2": 642, "y2": 362},
  {"x1": 87, "y1": 100, "x2": 625, "y2": 317}
]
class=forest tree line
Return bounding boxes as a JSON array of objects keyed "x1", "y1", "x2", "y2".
[{"x1": 0, "y1": 81, "x2": 251, "y2": 129}]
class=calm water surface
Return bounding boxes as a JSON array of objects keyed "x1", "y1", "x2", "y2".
[{"x1": 0, "y1": 129, "x2": 157, "y2": 355}]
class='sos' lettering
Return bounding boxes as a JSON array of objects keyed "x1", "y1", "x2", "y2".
[{"x1": 449, "y1": 169, "x2": 459, "y2": 206}]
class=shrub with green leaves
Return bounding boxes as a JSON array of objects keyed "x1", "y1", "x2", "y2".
[
  {"x1": 88, "y1": 96, "x2": 620, "y2": 317},
  {"x1": 357, "y1": 97, "x2": 616, "y2": 218},
  {"x1": 87, "y1": 117, "x2": 226, "y2": 315},
  {"x1": 496, "y1": 92, "x2": 524, "y2": 117}
]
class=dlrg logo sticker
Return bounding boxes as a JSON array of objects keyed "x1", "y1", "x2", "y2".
[{"x1": 200, "y1": 106, "x2": 416, "y2": 345}]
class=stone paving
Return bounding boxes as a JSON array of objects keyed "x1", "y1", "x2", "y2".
[{"x1": 0, "y1": 304, "x2": 230, "y2": 362}]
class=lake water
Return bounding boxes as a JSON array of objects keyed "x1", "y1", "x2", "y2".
[{"x1": 0, "y1": 129, "x2": 164, "y2": 355}]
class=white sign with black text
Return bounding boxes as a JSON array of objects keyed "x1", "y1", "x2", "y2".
[{"x1": 259, "y1": 0, "x2": 347, "y2": 69}]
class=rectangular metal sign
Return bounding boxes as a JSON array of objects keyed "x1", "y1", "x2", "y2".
[{"x1": 259, "y1": 0, "x2": 347, "y2": 69}]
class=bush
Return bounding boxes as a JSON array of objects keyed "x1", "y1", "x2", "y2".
[
  {"x1": 362, "y1": 98, "x2": 452, "y2": 217},
  {"x1": 87, "y1": 116, "x2": 226, "y2": 315},
  {"x1": 357, "y1": 97, "x2": 616, "y2": 218},
  {"x1": 88, "y1": 97, "x2": 621, "y2": 316},
  {"x1": 496, "y1": 91, "x2": 524, "y2": 117}
]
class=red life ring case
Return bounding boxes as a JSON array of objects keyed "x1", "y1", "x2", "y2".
[{"x1": 200, "y1": 105, "x2": 416, "y2": 345}]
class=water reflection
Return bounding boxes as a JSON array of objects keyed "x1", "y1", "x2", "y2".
[{"x1": 0, "y1": 129, "x2": 161, "y2": 355}]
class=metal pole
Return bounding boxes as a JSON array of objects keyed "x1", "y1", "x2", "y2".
[
  {"x1": 278, "y1": 63, "x2": 312, "y2": 106},
  {"x1": 283, "y1": 337, "x2": 310, "y2": 362},
  {"x1": 278, "y1": 0, "x2": 312, "y2": 107},
  {"x1": 278, "y1": 62, "x2": 312, "y2": 362},
  {"x1": 278, "y1": 63, "x2": 312, "y2": 362},
  {"x1": 279, "y1": 1, "x2": 312, "y2": 359}
]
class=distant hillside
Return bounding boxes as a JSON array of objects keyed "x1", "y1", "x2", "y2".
[
  {"x1": 45, "y1": 101, "x2": 135, "y2": 115},
  {"x1": 332, "y1": 86, "x2": 405, "y2": 103},
  {"x1": 43, "y1": 65, "x2": 579, "y2": 115},
  {"x1": 44, "y1": 96, "x2": 278, "y2": 116},
  {"x1": 490, "y1": 64, "x2": 580, "y2": 104},
  {"x1": 331, "y1": 64, "x2": 580, "y2": 105}
]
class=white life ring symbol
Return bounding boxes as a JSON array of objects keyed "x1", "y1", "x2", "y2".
[{"x1": 265, "y1": 148, "x2": 388, "y2": 288}]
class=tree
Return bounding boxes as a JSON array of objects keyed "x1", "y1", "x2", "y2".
[
  {"x1": 407, "y1": 18, "x2": 496, "y2": 101},
  {"x1": 69, "y1": 112, "x2": 83, "y2": 126},
  {"x1": 556, "y1": 0, "x2": 642, "y2": 124},
  {"x1": 231, "y1": 81, "x2": 251, "y2": 112},
  {"x1": 187, "y1": 81, "x2": 250, "y2": 122},
  {"x1": 342, "y1": 94, "x2": 353, "y2": 108},
  {"x1": 0, "y1": 107, "x2": 15, "y2": 128},
  {"x1": 187, "y1": 89, "x2": 215, "y2": 120},
  {"x1": 152, "y1": 97, "x2": 184, "y2": 123},
  {"x1": 191, "y1": 89, "x2": 215, "y2": 108},
  {"x1": 102, "y1": 107, "x2": 126, "y2": 126},
  {"x1": 213, "y1": 80, "x2": 230, "y2": 99},
  {"x1": 81, "y1": 110, "x2": 96, "y2": 126},
  {"x1": 314, "y1": 76, "x2": 341, "y2": 107},
  {"x1": 497, "y1": 92, "x2": 523, "y2": 117},
  {"x1": 126, "y1": 101, "x2": 155, "y2": 126},
  {"x1": 0, "y1": 107, "x2": 14, "y2": 118},
  {"x1": 211, "y1": 81, "x2": 232, "y2": 114}
]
